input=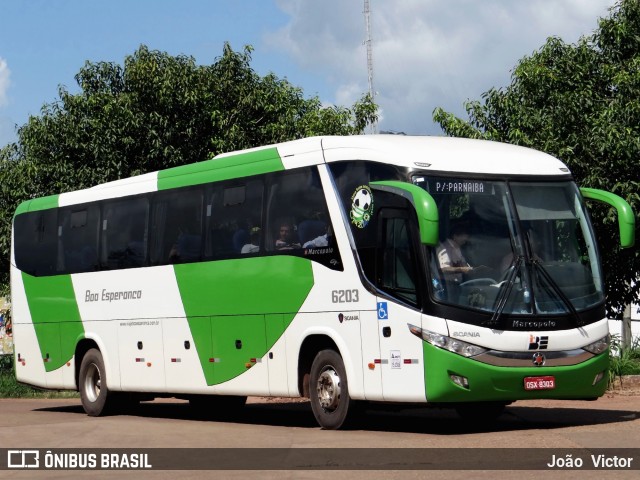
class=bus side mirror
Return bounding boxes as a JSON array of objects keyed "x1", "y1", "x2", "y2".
[
  {"x1": 580, "y1": 187, "x2": 635, "y2": 248},
  {"x1": 370, "y1": 181, "x2": 439, "y2": 246}
]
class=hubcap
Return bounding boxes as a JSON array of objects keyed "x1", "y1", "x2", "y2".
[
  {"x1": 316, "y1": 367, "x2": 341, "y2": 411},
  {"x1": 84, "y1": 363, "x2": 101, "y2": 403}
]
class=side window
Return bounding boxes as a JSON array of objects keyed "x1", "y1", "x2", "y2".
[
  {"x1": 58, "y1": 206, "x2": 100, "y2": 273},
  {"x1": 101, "y1": 197, "x2": 149, "y2": 269},
  {"x1": 205, "y1": 179, "x2": 264, "y2": 259},
  {"x1": 266, "y1": 167, "x2": 342, "y2": 270},
  {"x1": 378, "y1": 213, "x2": 418, "y2": 305},
  {"x1": 13, "y1": 209, "x2": 58, "y2": 276},
  {"x1": 151, "y1": 187, "x2": 204, "y2": 265},
  {"x1": 328, "y1": 161, "x2": 404, "y2": 275}
]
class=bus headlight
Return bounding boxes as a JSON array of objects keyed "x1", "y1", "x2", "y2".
[
  {"x1": 408, "y1": 324, "x2": 488, "y2": 358},
  {"x1": 582, "y1": 334, "x2": 610, "y2": 355}
]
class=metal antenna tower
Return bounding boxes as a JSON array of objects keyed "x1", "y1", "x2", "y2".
[{"x1": 364, "y1": 0, "x2": 377, "y2": 133}]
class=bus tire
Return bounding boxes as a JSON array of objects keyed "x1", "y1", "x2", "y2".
[
  {"x1": 309, "y1": 349, "x2": 352, "y2": 430},
  {"x1": 78, "y1": 348, "x2": 113, "y2": 416}
]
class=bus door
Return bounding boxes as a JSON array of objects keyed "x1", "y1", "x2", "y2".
[{"x1": 375, "y1": 208, "x2": 427, "y2": 402}]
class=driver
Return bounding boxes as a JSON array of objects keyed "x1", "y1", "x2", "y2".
[{"x1": 437, "y1": 222, "x2": 473, "y2": 283}]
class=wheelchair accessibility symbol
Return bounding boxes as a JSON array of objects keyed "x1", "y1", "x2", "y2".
[{"x1": 377, "y1": 302, "x2": 388, "y2": 320}]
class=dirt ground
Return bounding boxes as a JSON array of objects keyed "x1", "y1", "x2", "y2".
[{"x1": 607, "y1": 374, "x2": 640, "y2": 395}]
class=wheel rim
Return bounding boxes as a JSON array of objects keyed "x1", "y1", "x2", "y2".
[
  {"x1": 83, "y1": 362, "x2": 101, "y2": 403},
  {"x1": 316, "y1": 366, "x2": 341, "y2": 412}
]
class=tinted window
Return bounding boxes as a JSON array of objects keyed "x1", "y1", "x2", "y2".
[
  {"x1": 58, "y1": 206, "x2": 100, "y2": 273},
  {"x1": 266, "y1": 167, "x2": 342, "y2": 271},
  {"x1": 379, "y1": 214, "x2": 418, "y2": 305},
  {"x1": 13, "y1": 209, "x2": 58, "y2": 276},
  {"x1": 101, "y1": 197, "x2": 149, "y2": 269},
  {"x1": 205, "y1": 179, "x2": 264, "y2": 259},
  {"x1": 151, "y1": 187, "x2": 204, "y2": 265},
  {"x1": 328, "y1": 161, "x2": 404, "y2": 275},
  {"x1": 15, "y1": 166, "x2": 345, "y2": 276}
]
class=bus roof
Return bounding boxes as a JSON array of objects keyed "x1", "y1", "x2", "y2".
[
  {"x1": 309, "y1": 135, "x2": 568, "y2": 176},
  {"x1": 221, "y1": 135, "x2": 570, "y2": 176},
  {"x1": 15, "y1": 135, "x2": 571, "y2": 214}
]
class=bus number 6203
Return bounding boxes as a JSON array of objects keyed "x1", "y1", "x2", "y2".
[{"x1": 332, "y1": 289, "x2": 359, "y2": 303}]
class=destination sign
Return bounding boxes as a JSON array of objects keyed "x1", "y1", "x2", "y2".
[{"x1": 421, "y1": 177, "x2": 492, "y2": 195}]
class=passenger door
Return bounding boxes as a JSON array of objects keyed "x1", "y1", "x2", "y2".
[{"x1": 376, "y1": 208, "x2": 427, "y2": 402}]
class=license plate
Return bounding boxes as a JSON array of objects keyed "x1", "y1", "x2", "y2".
[{"x1": 524, "y1": 376, "x2": 556, "y2": 391}]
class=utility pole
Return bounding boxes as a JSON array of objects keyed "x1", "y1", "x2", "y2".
[
  {"x1": 622, "y1": 303, "x2": 632, "y2": 350},
  {"x1": 364, "y1": 0, "x2": 377, "y2": 134}
]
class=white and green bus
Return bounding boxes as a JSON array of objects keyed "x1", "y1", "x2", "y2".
[{"x1": 11, "y1": 135, "x2": 635, "y2": 429}]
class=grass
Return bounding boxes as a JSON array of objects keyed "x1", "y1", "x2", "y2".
[{"x1": 0, "y1": 354, "x2": 79, "y2": 399}]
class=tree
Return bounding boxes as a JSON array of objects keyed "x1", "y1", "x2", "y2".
[
  {"x1": 433, "y1": 0, "x2": 639, "y2": 318},
  {"x1": 0, "y1": 43, "x2": 377, "y2": 293},
  {"x1": 0, "y1": 144, "x2": 37, "y2": 295}
]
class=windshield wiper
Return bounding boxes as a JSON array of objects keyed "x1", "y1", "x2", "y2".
[
  {"x1": 532, "y1": 260, "x2": 584, "y2": 327},
  {"x1": 484, "y1": 255, "x2": 523, "y2": 328}
]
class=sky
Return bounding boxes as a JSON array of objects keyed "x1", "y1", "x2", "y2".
[{"x1": 0, "y1": 0, "x2": 619, "y2": 148}]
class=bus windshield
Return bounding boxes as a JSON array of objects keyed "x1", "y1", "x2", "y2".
[{"x1": 413, "y1": 177, "x2": 604, "y2": 316}]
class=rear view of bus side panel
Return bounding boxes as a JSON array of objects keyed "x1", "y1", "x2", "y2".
[
  {"x1": 11, "y1": 265, "x2": 48, "y2": 388},
  {"x1": 11, "y1": 267, "x2": 82, "y2": 389}
]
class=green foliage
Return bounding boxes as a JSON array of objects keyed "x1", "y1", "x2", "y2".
[
  {"x1": 0, "y1": 355, "x2": 79, "y2": 398},
  {"x1": 0, "y1": 336, "x2": 76, "y2": 398},
  {"x1": 0, "y1": 43, "x2": 378, "y2": 290},
  {"x1": 0, "y1": 353, "x2": 11, "y2": 373},
  {"x1": 433, "y1": 0, "x2": 640, "y2": 317},
  {"x1": 608, "y1": 335, "x2": 640, "y2": 387}
]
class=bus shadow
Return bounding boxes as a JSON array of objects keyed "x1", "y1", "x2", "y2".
[
  {"x1": 37, "y1": 399, "x2": 639, "y2": 435},
  {"x1": 352, "y1": 404, "x2": 639, "y2": 435}
]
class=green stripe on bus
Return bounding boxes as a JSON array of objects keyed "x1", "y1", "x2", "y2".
[
  {"x1": 21, "y1": 273, "x2": 85, "y2": 372},
  {"x1": 157, "y1": 148, "x2": 284, "y2": 190},
  {"x1": 14, "y1": 194, "x2": 60, "y2": 217},
  {"x1": 173, "y1": 256, "x2": 313, "y2": 385}
]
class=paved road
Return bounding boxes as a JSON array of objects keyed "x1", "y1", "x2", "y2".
[{"x1": 0, "y1": 393, "x2": 638, "y2": 479}]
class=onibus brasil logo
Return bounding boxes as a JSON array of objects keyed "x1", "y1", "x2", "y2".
[{"x1": 350, "y1": 185, "x2": 374, "y2": 229}]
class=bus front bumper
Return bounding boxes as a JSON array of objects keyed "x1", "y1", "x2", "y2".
[{"x1": 423, "y1": 342, "x2": 609, "y2": 403}]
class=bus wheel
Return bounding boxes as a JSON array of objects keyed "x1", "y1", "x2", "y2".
[
  {"x1": 79, "y1": 348, "x2": 112, "y2": 416},
  {"x1": 309, "y1": 349, "x2": 352, "y2": 430}
]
